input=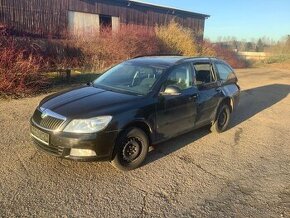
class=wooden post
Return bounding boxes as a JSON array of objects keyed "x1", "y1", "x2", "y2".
[{"x1": 66, "y1": 69, "x2": 71, "y2": 82}]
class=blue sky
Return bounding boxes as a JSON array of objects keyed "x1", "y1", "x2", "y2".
[{"x1": 141, "y1": 0, "x2": 290, "y2": 42}]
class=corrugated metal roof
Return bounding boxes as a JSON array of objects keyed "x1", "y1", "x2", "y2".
[{"x1": 124, "y1": 0, "x2": 210, "y2": 18}]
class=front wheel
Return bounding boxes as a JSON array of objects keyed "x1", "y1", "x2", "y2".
[
  {"x1": 111, "y1": 128, "x2": 149, "y2": 171},
  {"x1": 211, "y1": 104, "x2": 231, "y2": 133}
]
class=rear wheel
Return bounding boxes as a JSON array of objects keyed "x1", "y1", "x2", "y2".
[
  {"x1": 211, "y1": 104, "x2": 231, "y2": 133},
  {"x1": 111, "y1": 128, "x2": 149, "y2": 171}
]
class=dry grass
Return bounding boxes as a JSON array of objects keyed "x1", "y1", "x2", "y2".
[
  {"x1": 263, "y1": 59, "x2": 290, "y2": 70},
  {"x1": 262, "y1": 36, "x2": 290, "y2": 67}
]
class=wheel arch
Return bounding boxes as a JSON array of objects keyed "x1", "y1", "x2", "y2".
[
  {"x1": 220, "y1": 97, "x2": 234, "y2": 113},
  {"x1": 122, "y1": 120, "x2": 153, "y2": 143},
  {"x1": 111, "y1": 119, "x2": 153, "y2": 160},
  {"x1": 213, "y1": 97, "x2": 233, "y2": 122}
]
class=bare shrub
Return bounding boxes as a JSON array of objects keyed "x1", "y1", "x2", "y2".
[
  {"x1": 195, "y1": 39, "x2": 248, "y2": 68},
  {"x1": 155, "y1": 21, "x2": 198, "y2": 56},
  {"x1": 39, "y1": 39, "x2": 83, "y2": 70},
  {"x1": 0, "y1": 37, "x2": 48, "y2": 96},
  {"x1": 212, "y1": 44, "x2": 249, "y2": 68},
  {"x1": 0, "y1": 21, "x2": 251, "y2": 97},
  {"x1": 72, "y1": 25, "x2": 160, "y2": 71},
  {"x1": 199, "y1": 40, "x2": 217, "y2": 57}
]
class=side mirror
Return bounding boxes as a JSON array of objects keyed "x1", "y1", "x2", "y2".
[{"x1": 161, "y1": 85, "x2": 181, "y2": 96}]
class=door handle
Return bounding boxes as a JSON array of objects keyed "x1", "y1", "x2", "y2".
[
  {"x1": 216, "y1": 87, "x2": 222, "y2": 93},
  {"x1": 189, "y1": 93, "x2": 199, "y2": 101}
]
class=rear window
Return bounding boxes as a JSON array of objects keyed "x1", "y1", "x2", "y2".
[{"x1": 215, "y1": 63, "x2": 237, "y2": 82}]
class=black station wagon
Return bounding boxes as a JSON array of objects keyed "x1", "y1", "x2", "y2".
[{"x1": 30, "y1": 56, "x2": 240, "y2": 171}]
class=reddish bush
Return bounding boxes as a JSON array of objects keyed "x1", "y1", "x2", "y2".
[
  {"x1": 197, "y1": 40, "x2": 248, "y2": 68},
  {"x1": 37, "y1": 39, "x2": 83, "y2": 70},
  {"x1": 72, "y1": 25, "x2": 160, "y2": 71},
  {"x1": 117, "y1": 25, "x2": 160, "y2": 57},
  {"x1": 0, "y1": 24, "x2": 161, "y2": 96},
  {"x1": 0, "y1": 36, "x2": 48, "y2": 97},
  {"x1": 199, "y1": 40, "x2": 217, "y2": 57},
  {"x1": 5, "y1": 37, "x2": 84, "y2": 70},
  {"x1": 0, "y1": 22, "x2": 251, "y2": 97},
  {"x1": 213, "y1": 44, "x2": 249, "y2": 68}
]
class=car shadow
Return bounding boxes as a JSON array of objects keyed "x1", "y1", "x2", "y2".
[
  {"x1": 144, "y1": 84, "x2": 290, "y2": 166},
  {"x1": 230, "y1": 83, "x2": 290, "y2": 129}
]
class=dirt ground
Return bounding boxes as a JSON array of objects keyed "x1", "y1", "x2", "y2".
[{"x1": 0, "y1": 67, "x2": 290, "y2": 217}]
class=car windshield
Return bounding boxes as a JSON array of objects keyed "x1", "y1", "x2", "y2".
[{"x1": 93, "y1": 62, "x2": 165, "y2": 95}]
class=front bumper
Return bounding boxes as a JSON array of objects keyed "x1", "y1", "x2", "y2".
[{"x1": 30, "y1": 120, "x2": 119, "y2": 161}]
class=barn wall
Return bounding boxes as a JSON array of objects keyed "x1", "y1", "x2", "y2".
[
  {"x1": 0, "y1": 0, "x2": 69, "y2": 36},
  {"x1": 0, "y1": 0, "x2": 207, "y2": 37}
]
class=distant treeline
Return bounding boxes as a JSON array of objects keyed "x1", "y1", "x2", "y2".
[{"x1": 214, "y1": 35, "x2": 290, "y2": 53}]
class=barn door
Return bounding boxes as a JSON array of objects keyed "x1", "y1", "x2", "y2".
[
  {"x1": 68, "y1": 11, "x2": 100, "y2": 36},
  {"x1": 112, "y1": 16, "x2": 120, "y2": 32}
]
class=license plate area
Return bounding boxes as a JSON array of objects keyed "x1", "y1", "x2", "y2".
[{"x1": 31, "y1": 125, "x2": 50, "y2": 145}]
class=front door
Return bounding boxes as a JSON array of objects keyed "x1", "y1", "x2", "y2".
[{"x1": 156, "y1": 63, "x2": 198, "y2": 139}]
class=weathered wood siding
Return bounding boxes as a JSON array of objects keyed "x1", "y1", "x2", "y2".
[{"x1": 0, "y1": 0, "x2": 207, "y2": 37}]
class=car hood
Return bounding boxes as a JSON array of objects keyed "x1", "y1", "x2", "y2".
[{"x1": 40, "y1": 86, "x2": 142, "y2": 119}]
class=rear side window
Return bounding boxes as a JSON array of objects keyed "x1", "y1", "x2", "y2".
[
  {"x1": 215, "y1": 63, "x2": 236, "y2": 82},
  {"x1": 192, "y1": 63, "x2": 215, "y2": 85}
]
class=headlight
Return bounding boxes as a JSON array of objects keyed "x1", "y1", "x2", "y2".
[{"x1": 63, "y1": 116, "x2": 112, "y2": 133}]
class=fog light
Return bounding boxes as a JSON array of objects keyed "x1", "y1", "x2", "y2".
[{"x1": 70, "y1": 149, "x2": 96, "y2": 157}]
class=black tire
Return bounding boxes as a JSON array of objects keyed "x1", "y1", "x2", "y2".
[
  {"x1": 211, "y1": 103, "x2": 231, "y2": 133},
  {"x1": 111, "y1": 128, "x2": 149, "y2": 171}
]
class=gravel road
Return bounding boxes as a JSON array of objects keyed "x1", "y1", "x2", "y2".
[{"x1": 0, "y1": 67, "x2": 290, "y2": 217}]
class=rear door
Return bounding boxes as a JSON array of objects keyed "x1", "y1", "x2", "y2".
[
  {"x1": 192, "y1": 61, "x2": 222, "y2": 126},
  {"x1": 214, "y1": 61, "x2": 240, "y2": 110}
]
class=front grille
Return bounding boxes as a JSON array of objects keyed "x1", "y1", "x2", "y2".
[
  {"x1": 32, "y1": 109, "x2": 65, "y2": 130},
  {"x1": 32, "y1": 137, "x2": 64, "y2": 156}
]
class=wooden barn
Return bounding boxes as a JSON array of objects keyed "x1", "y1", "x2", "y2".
[{"x1": 0, "y1": 0, "x2": 209, "y2": 38}]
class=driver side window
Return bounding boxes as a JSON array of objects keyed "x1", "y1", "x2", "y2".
[{"x1": 165, "y1": 64, "x2": 194, "y2": 91}]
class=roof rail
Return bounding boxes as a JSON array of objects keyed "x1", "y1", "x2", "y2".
[
  {"x1": 173, "y1": 56, "x2": 218, "y2": 64},
  {"x1": 181, "y1": 56, "x2": 217, "y2": 60},
  {"x1": 133, "y1": 54, "x2": 183, "y2": 59}
]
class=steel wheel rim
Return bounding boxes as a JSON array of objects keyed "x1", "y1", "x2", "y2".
[
  {"x1": 122, "y1": 137, "x2": 142, "y2": 162},
  {"x1": 218, "y1": 109, "x2": 227, "y2": 129}
]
